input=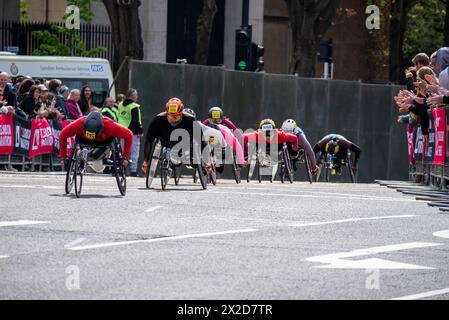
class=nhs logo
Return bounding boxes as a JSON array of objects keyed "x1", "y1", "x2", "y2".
[{"x1": 91, "y1": 64, "x2": 104, "y2": 72}]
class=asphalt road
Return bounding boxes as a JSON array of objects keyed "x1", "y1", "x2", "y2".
[{"x1": 1, "y1": 171, "x2": 449, "y2": 300}]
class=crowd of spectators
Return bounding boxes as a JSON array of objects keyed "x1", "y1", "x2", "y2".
[
  {"x1": 395, "y1": 48, "x2": 449, "y2": 135},
  {"x1": 0, "y1": 71, "x2": 121, "y2": 122}
]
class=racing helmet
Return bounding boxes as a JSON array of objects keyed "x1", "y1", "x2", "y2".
[
  {"x1": 259, "y1": 119, "x2": 276, "y2": 135},
  {"x1": 325, "y1": 140, "x2": 340, "y2": 155},
  {"x1": 83, "y1": 111, "x2": 104, "y2": 140},
  {"x1": 281, "y1": 119, "x2": 298, "y2": 133},
  {"x1": 166, "y1": 98, "x2": 184, "y2": 116},
  {"x1": 208, "y1": 107, "x2": 224, "y2": 123},
  {"x1": 184, "y1": 108, "x2": 196, "y2": 119}
]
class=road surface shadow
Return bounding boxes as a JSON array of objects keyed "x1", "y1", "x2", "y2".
[{"x1": 50, "y1": 194, "x2": 124, "y2": 199}]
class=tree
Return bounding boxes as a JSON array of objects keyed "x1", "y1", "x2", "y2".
[
  {"x1": 31, "y1": 0, "x2": 106, "y2": 57},
  {"x1": 389, "y1": 0, "x2": 422, "y2": 84},
  {"x1": 102, "y1": 0, "x2": 144, "y2": 93},
  {"x1": 195, "y1": 0, "x2": 218, "y2": 65},
  {"x1": 284, "y1": 0, "x2": 340, "y2": 76}
]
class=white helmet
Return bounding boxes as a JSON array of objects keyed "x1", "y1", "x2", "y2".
[{"x1": 282, "y1": 119, "x2": 298, "y2": 133}]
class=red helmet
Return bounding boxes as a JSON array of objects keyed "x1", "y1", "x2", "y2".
[{"x1": 166, "y1": 98, "x2": 184, "y2": 116}]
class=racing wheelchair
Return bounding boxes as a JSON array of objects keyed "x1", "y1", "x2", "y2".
[
  {"x1": 315, "y1": 150, "x2": 356, "y2": 183},
  {"x1": 65, "y1": 137, "x2": 127, "y2": 198},
  {"x1": 145, "y1": 138, "x2": 208, "y2": 190},
  {"x1": 246, "y1": 143, "x2": 294, "y2": 184}
]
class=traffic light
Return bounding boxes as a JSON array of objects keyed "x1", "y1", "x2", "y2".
[
  {"x1": 317, "y1": 39, "x2": 333, "y2": 63},
  {"x1": 235, "y1": 26, "x2": 252, "y2": 71},
  {"x1": 251, "y1": 42, "x2": 264, "y2": 72}
]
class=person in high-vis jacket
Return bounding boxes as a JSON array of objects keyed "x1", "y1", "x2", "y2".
[
  {"x1": 101, "y1": 96, "x2": 119, "y2": 122},
  {"x1": 117, "y1": 88, "x2": 143, "y2": 177}
]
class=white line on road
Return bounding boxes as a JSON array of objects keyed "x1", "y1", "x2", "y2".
[
  {"x1": 391, "y1": 288, "x2": 449, "y2": 300},
  {"x1": 204, "y1": 190, "x2": 416, "y2": 203},
  {"x1": 145, "y1": 206, "x2": 164, "y2": 213},
  {"x1": 307, "y1": 242, "x2": 443, "y2": 269},
  {"x1": 290, "y1": 215, "x2": 416, "y2": 227},
  {"x1": 433, "y1": 230, "x2": 449, "y2": 239},
  {"x1": 64, "y1": 238, "x2": 87, "y2": 249},
  {"x1": 0, "y1": 255, "x2": 8, "y2": 259},
  {"x1": 68, "y1": 228, "x2": 258, "y2": 251},
  {"x1": 0, "y1": 220, "x2": 49, "y2": 228}
]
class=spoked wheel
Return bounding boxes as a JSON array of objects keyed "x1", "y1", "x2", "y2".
[
  {"x1": 173, "y1": 166, "x2": 181, "y2": 186},
  {"x1": 304, "y1": 152, "x2": 313, "y2": 184},
  {"x1": 112, "y1": 140, "x2": 126, "y2": 196},
  {"x1": 74, "y1": 152, "x2": 84, "y2": 198},
  {"x1": 197, "y1": 165, "x2": 208, "y2": 190},
  {"x1": 258, "y1": 162, "x2": 262, "y2": 184},
  {"x1": 283, "y1": 147, "x2": 294, "y2": 184},
  {"x1": 280, "y1": 164, "x2": 285, "y2": 184},
  {"x1": 146, "y1": 140, "x2": 162, "y2": 189},
  {"x1": 65, "y1": 143, "x2": 78, "y2": 194},
  {"x1": 160, "y1": 149, "x2": 170, "y2": 191},
  {"x1": 232, "y1": 153, "x2": 241, "y2": 184},
  {"x1": 347, "y1": 154, "x2": 356, "y2": 183}
]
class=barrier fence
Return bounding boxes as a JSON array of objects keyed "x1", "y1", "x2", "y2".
[
  {"x1": 407, "y1": 105, "x2": 449, "y2": 189},
  {"x1": 0, "y1": 114, "x2": 74, "y2": 172}
]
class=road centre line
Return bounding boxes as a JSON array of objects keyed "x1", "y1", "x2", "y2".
[
  {"x1": 390, "y1": 287, "x2": 449, "y2": 300},
  {"x1": 218, "y1": 186, "x2": 410, "y2": 200},
  {"x1": 145, "y1": 206, "x2": 164, "y2": 213},
  {"x1": 65, "y1": 238, "x2": 87, "y2": 249},
  {"x1": 67, "y1": 228, "x2": 258, "y2": 251},
  {"x1": 290, "y1": 215, "x2": 416, "y2": 227},
  {"x1": 0, "y1": 220, "x2": 49, "y2": 227},
  {"x1": 203, "y1": 190, "x2": 417, "y2": 202}
]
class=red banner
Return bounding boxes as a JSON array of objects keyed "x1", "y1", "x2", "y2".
[
  {"x1": 62, "y1": 120, "x2": 75, "y2": 157},
  {"x1": 432, "y1": 107, "x2": 446, "y2": 165},
  {"x1": 406, "y1": 124, "x2": 415, "y2": 165},
  {"x1": 0, "y1": 114, "x2": 14, "y2": 155},
  {"x1": 29, "y1": 118, "x2": 54, "y2": 158}
]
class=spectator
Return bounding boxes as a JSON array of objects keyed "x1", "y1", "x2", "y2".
[
  {"x1": 434, "y1": 47, "x2": 449, "y2": 90},
  {"x1": 60, "y1": 85, "x2": 70, "y2": 100},
  {"x1": 48, "y1": 79, "x2": 68, "y2": 120},
  {"x1": 17, "y1": 79, "x2": 35, "y2": 104},
  {"x1": 79, "y1": 85, "x2": 94, "y2": 114},
  {"x1": 18, "y1": 85, "x2": 41, "y2": 118},
  {"x1": 0, "y1": 72, "x2": 17, "y2": 108},
  {"x1": 101, "y1": 96, "x2": 118, "y2": 122},
  {"x1": 66, "y1": 89, "x2": 83, "y2": 120},
  {"x1": 116, "y1": 94, "x2": 125, "y2": 105},
  {"x1": 412, "y1": 53, "x2": 430, "y2": 71},
  {"x1": 117, "y1": 88, "x2": 143, "y2": 177}
]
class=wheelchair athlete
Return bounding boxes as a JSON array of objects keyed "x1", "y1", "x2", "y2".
[
  {"x1": 59, "y1": 111, "x2": 133, "y2": 168},
  {"x1": 142, "y1": 98, "x2": 205, "y2": 176},
  {"x1": 244, "y1": 119, "x2": 299, "y2": 166},
  {"x1": 313, "y1": 134, "x2": 361, "y2": 176},
  {"x1": 281, "y1": 119, "x2": 319, "y2": 175}
]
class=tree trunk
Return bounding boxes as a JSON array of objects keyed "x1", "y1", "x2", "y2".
[
  {"x1": 195, "y1": 0, "x2": 218, "y2": 65},
  {"x1": 102, "y1": 0, "x2": 144, "y2": 94},
  {"x1": 285, "y1": 0, "x2": 340, "y2": 77},
  {"x1": 389, "y1": 0, "x2": 420, "y2": 84},
  {"x1": 445, "y1": 0, "x2": 449, "y2": 46}
]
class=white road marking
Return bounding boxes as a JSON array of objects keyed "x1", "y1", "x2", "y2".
[
  {"x1": 68, "y1": 228, "x2": 258, "y2": 251},
  {"x1": 64, "y1": 238, "x2": 87, "y2": 249},
  {"x1": 145, "y1": 206, "x2": 164, "y2": 213},
  {"x1": 391, "y1": 287, "x2": 449, "y2": 300},
  {"x1": 433, "y1": 230, "x2": 449, "y2": 239},
  {"x1": 306, "y1": 242, "x2": 443, "y2": 269},
  {"x1": 0, "y1": 220, "x2": 49, "y2": 228},
  {"x1": 204, "y1": 190, "x2": 416, "y2": 203},
  {"x1": 290, "y1": 215, "x2": 416, "y2": 227},
  {"x1": 0, "y1": 255, "x2": 8, "y2": 259}
]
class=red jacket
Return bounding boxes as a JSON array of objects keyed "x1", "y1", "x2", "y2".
[
  {"x1": 244, "y1": 129, "x2": 299, "y2": 150},
  {"x1": 59, "y1": 116, "x2": 133, "y2": 158}
]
